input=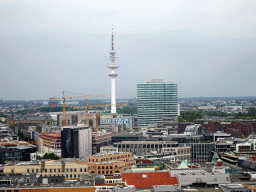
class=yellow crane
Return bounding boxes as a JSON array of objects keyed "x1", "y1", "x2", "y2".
[
  {"x1": 49, "y1": 91, "x2": 106, "y2": 126},
  {"x1": 72, "y1": 100, "x2": 128, "y2": 131}
]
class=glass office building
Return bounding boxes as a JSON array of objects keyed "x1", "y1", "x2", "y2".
[{"x1": 137, "y1": 79, "x2": 178, "y2": 127}]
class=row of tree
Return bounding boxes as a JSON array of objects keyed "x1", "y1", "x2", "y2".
[
  {"x1": 37, "y1": 153, "x2": 60, "y2": 160},
  {"x1": 117, "y1": 106, "x2": 137, "y2": 115},
  {"x1": 178, "y1": 107, "x2": 256, "y2": 122}
]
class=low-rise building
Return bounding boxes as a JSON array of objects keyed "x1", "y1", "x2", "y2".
[
  {"x1": 0, "y1": 141, "x2": 37, "y2": 164},
  {"x1": 3, "y1": 160, "x2": 88, "y2": 180},
  {"x1": 121, "y1": 172, "x2": 181, "y2": 191},
  {"x1": 176, "y1": 171, "x2": 231, "y2": 186},
  {"x1": 85, "y1": 152, "x2": 136, "y2": 175}
]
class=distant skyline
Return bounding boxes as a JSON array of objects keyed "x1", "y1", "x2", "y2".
[{"x1": 0, "y1": 0, "x2": 256, "y2": 100}]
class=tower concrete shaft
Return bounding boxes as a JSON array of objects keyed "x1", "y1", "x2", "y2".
[{"x1": 107, "y1": 27, "x2": 119, "y2": 113}]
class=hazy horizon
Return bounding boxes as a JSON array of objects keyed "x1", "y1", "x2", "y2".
[{"x1": 1, "y1": 0, "x2": 256, "y2": 100}]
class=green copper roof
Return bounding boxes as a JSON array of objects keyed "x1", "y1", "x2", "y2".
[{"x1": 178, "y1": 161, "x2": 189, "y2": 169}]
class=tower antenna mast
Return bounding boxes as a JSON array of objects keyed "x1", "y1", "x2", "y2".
[{"x1": 107, "y1": 26, "x2": 119, "y2": 113}]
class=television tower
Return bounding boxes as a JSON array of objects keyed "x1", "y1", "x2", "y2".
[{"x1": 107, "y1": 26, "x2": 119, "y2": 113}]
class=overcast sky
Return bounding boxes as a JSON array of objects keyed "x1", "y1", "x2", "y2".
[{"x1": 0, "y1": 0, "x2": 256, "y2": 100}]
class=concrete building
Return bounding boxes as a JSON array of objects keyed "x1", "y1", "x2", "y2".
[
  {"x1": 111, "y1": 132, "x2": 145, "y2": 144},
  {"x1": 137, "y1": 79, "x2": 178, "y2": 127},
  {"x1": 41, "y1": 132, "x2": 61, "y2": 157},
  {"x1": 3, "y1": 160, "x2": 88, "y2": 180},
  {"x1": 92, "y1": 131, "x2": 114, "y2": 154},
  {"x1": 113, "y1": 141, "x2": 191, "y2": 161},
  {"x1": 100, "y1": 146, "x2": 119, "y2": 154},
  {"x1": 99, "y1": 124, "x2": 127, "y2": 133},
  {"x1": 85, "y1": 152, "x2": 136, "y2": 175},
  {"x1": 179, "y1": 143, "x2": 215, "y2": 163},
  {"x1": 175, "y1": 171, "x2": 231, "y2": 186},
  {"x1": 101, "y1": 115, "x2": 134, "y2": 128},
  {"x1": 162, "y1": 115, "x2": 178, "y2": 134},
  {"x1": 113, "y1": 141, "x2": 178, "y2": 155}
]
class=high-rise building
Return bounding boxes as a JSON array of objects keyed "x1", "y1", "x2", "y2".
[
  {"x1": 137, "y1": 79, "x2": 178, "y2": 127},
  {"x1": 61, "y1": 126, "x2": 92, "y2": 159}
]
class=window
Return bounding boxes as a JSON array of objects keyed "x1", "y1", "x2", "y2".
[
  {"x1": 78, "y1": 174, "x2": 80, "y2": 177},
  {"x1": 70, "y1": 168, "x2": 73, "y2": 172},
  {"x1": 66, "y1": 169, "x2": 68, "y2": 172},
  {"x1": 36, "y1": 169, "x2": 39, "y2": 173},
  {"x1": 70, "y1": 174, "x2": 72, "y2": 178},
  {"x1": 74, "y1": 168, "x2": 77, "y2": 172},
  {"x1": 98, "y1": 171, "x2": 100, "y2": 174},
  {"x1": 66, "y1": 175, "x2": 68, "y2": 178},
  {"x1": 32, "y1": 169, "x2": 34, "y2": 173},
  {"x1": 58, "y1": 169, "x2": 60, "y2": 172},
  {"x1": 74, "y1": 174, "x2": 76, "y2": 178},
  {"x1": 54, "y1": 169, "x2": 56, "y2": 172},
  {"x1": 50, "y1": 169, "x2": 52, "y2": 172},
  {"x1": 45, "y1": 169, "x2": 47, "y2": 172},
  {"x1": 11, "y1": 169, "x2": 14, "y2": 173},
  {"x1": 80, "y1": 168, "x2": 83, "y2": 172},
  {"x1": 27, "y1": 169, "x2": 29, "y2": 173},
  {"x1": 84, "y1": 168, "x2": 86, "y2": 172}
]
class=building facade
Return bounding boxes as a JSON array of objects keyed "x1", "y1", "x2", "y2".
[
  {"x1": 3, "y1": 160, "x2": 88, "y2": 180},
  {"x1": 81, "y1": 152, "x2": 136, "y2": 175},
  {"x1": 41, "y1": 132, "x2": 61, "y2": 157},
  {"x1": 113, "y1": 141, "x2": 191, "y2": 162},
  {"x1": 61, "y1": 126, "x2": 92, "y2": 159},
  {"x1": 137, "y1": 79, "x2": 178, "y2": 127}
]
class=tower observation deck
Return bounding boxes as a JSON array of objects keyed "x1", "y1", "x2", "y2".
[{"x1": 107, "y1": 27, "x2": 119, "y2": 113}]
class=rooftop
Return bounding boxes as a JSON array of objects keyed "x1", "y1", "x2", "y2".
[{"x1": 121, "y1": 171, "x2": 179, "y2": 188}]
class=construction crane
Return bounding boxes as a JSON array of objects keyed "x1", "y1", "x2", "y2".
[
  {"x1": 72, "y1": 100, "x2": 128, "y2": 131},
  {"x1": 49, "y1": 91, "x2": 106, "y2": 126}
]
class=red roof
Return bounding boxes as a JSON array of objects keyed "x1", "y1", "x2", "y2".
[{"x1": 121, "y1": 172, "x2": 179, "y2": 188}]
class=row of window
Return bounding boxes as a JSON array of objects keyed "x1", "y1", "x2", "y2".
[
  {"x1": 88, "y1": 154, "x2": 131, "y2": 162},
  {"x1": 26, "y1": 168, "x2": 87, "y2": 173},
  {"x1": 66, "y1": 168, "x2": 86, "y2": 172},
  {"x1": 0, "y1": 190, "x2": 19, "y2": 192},
  {"x1": 97, "y1": 171, "x2": 113, "y2": 174},
  {"x1": 65, "y1": 174, "x2": 80, "y2": 178},
  {"x1": 115, "y1": 144, "x2": 174, "y2": 148}
]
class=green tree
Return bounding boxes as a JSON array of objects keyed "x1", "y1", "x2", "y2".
[
  {"x1": 180, "y1": 110, "x2": 203, "y2": 122},
  {"x1": 117, "y1": 106, "x2": 137, "y2": 115},
  {"x1": 248, "y1": 107, "x2": 256, "y2": 119},
  {"x1": 43, "y1": 153, "x2": 60, "y2": 160},
  {"x1": 9, "y1": 123, "x2": 15, "y2": 130},
  {"x1": 178, "y1": 116, "x2": 184, "y2": 122}
]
